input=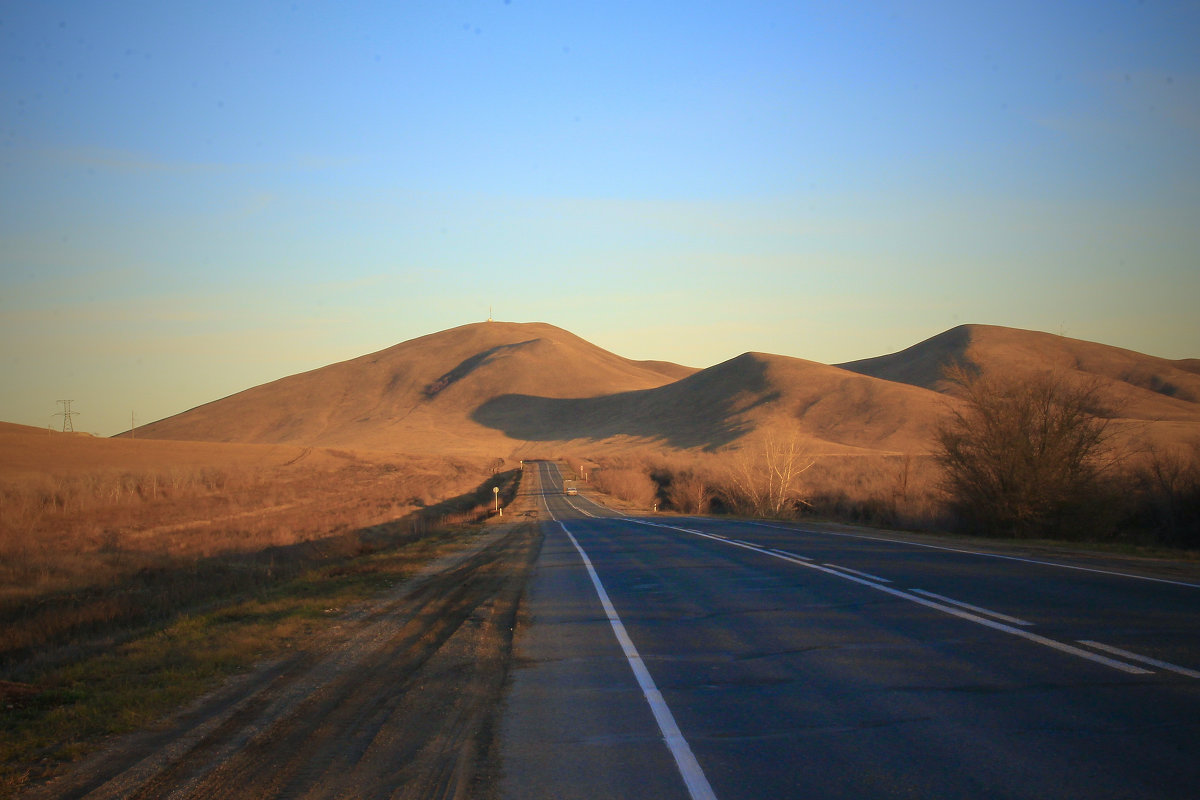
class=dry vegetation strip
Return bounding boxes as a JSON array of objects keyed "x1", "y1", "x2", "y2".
[
  {"x1": 12, "y1": 522, "x2": 540, "y2": 800},
  {"x1": 0, "y1": 455, "x2": 517, "y2": 671},
  {"x1": 0, "y1": 457, "x2": 525, "y2": 798},
  {"x1": 572, "y1": 448, "x2": 945, "y2": 531}
]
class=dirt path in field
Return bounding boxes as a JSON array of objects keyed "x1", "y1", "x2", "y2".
[{"x1": 23, "y1": 522, "x2": 542, "y2": 800}]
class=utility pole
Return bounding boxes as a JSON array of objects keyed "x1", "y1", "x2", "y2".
[
  {"x1": 131, "y1": 411, "x2": 136, "y2": 440},
  {"x1": 55, "y1": 400, "x2": 78, "y2": 433}
]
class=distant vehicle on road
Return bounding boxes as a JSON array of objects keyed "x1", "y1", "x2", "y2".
[{"x1": 563, "y1": 479, "x2": 578, "y2": 496}]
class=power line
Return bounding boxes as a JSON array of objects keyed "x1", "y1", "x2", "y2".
[{"x1": 54, "y1": 399, "x2": 78, "y2": 432}]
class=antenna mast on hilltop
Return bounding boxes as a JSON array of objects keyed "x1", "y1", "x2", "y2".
[
  {"x1": 55, "y1": 399, "x2": 78, "y2": 432},
  {"x1": 488, "y1": 305, "x2": 493, "y2": 322}
]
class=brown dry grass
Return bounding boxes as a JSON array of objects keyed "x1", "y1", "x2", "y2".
[{"x1": 0, "y1": 423, "x2": 514, "y2": 679}]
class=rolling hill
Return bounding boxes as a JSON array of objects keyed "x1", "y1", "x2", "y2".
[
  {"x1": 473, "y1": 351, "x2": 947, "y2": 455},
  {"x1": 126, "y1": 321, "x2": 1199, "y2": 459},
  {"x1": 128, "y1": 322, "x2": 697, "y2": 457},
  {"x1": 838, "y1": 324, "x2": 1200, "y2": 424}
]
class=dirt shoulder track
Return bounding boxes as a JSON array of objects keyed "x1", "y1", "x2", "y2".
[{"x1": 24, "y1": 522, "x2": 542, "y2": 800}]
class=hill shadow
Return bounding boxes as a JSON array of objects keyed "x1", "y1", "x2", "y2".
[
  {"x1": 836, "y1": 324, "x2": 974, "y2": 390},
  {"x1": 422, "y1": 340, "x2": 538, "y2": 397},
  {"x1": 471, "y1": 352, "x2": 775, "y2": 451}
]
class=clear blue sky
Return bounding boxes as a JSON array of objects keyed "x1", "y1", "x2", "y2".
[{"x1": 3, "y1": 1, "x2": 1198, "y2": 436}]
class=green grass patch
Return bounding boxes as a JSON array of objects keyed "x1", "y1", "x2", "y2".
[{"x1": 0, "y1": 526, "x2": 485, "y2": 798}]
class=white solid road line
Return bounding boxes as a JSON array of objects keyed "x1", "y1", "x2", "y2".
[
  {"x1": 909, "y1": 588, "x2": 1033, "y2": 627},
  {"x1": 561, "y1": 523, "x2": 719, "y2": 800},
  {"x1": 624, "y1": 518, "x2": 1156, "y2": 677},
  {"x1": 1077, "y1": 641, "x2": 1200, "y2": 679}
]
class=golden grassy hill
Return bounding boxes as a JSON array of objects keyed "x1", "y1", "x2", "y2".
[
  {"x1": 838, "y1": 324, "x2": 1200, "y2": 418},
  {"x1": 126, "y1": 321, "x2": 695, "y2": 457},
  {"x1": 473, "y1": 351, "x2": 949, "y2": 455},
  {"x1": 124, "y1": 321, "x2": 1196, "y2": 459},
  {"x1": 837, "y1": 324, "x2": 1200, "y2": 452}
]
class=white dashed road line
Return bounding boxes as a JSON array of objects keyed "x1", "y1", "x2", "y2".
[
  {"x1": 908, "y1": 588, "x2": 1033, "y2": 627},
  {"x1": 736, "y1": 520, "x2": 1200, "y2": 589},
  {"x1": 623, "y1": 518, "x2": 1161, "y2": 677},
  {"x1": 823, "y1": 563, "x2": 892, "y2": 583},
  {"x1": 1077, "y1": 641, "x2": 1200, "y2": 679}
]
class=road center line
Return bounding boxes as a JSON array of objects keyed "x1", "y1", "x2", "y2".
[
  {"x1": 560, "y1": 523, "x2": 719, "y2": 800},
  {"x1": 623, "y1": 518, "x2": 1153, "y2": 676}
]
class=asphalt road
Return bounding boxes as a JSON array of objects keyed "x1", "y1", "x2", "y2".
[{"x1": 500, "y1": 461, "x2": 1200, "y2": 799}]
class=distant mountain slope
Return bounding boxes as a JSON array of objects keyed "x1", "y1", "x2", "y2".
[
  {"x1": 129, "y1": 322, "x2": 696, "y2": 455},
  {"x1": 129, "y1": 320, "x2": 1196, "y2": 459},
  {"x1": 838, "y1": 324, "x2": 1200, "y2": 422},
  {"x1": 473, "y1": 352, "x2": 949, "y2": 454}
]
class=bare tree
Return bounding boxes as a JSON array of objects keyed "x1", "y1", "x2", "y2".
[
  {"x1": 667, "y1": 470, "x2": 713, "y2": 514},
  {"x1": 725, "y1": 429, "x2": 815, "y2": 518},
  {"x1": 935, "y1": 364, "x2": 1117, "y2": 538}
]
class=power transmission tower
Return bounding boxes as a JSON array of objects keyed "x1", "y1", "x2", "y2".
[{"x1": 55, "y1": 399, "x2": 78, "y2": 432}]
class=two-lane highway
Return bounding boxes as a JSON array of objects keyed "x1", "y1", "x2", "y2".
[{"x1": 500, "y1": 461, "x2": 1200, "y2": 799}]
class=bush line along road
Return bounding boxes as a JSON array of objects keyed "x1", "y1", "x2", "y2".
[{"x1": 25, "y1": 460, "x2": 1200, "y2": 798}]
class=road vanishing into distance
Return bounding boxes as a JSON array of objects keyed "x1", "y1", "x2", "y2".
[{"x1": 501, "y1": 461, "x2": 1200, "y2": 799}]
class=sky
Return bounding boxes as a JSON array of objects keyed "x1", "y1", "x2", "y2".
[{"x1": 2, "y1": 1, "x2": 1198, "y2": 436}]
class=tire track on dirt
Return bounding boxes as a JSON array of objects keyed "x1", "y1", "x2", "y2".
[{"x1": 25, "y1": 523, "x2": 541, "y2": 800}]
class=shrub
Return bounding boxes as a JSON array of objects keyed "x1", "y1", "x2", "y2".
[
  {"x1": 1126, "y1": 442, "x2": 1200, "y2": 547},
  {"x1": 935, "y1": 364, "x2": 1119, "y2": 539},
  {"x1": 665, "y1": 470, "x2": 714, "y2": 514},
  {"x1": 592, "y1": 464, "x2": 659, "y2": 508}
]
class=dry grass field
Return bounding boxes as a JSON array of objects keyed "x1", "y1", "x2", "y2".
[{"x1": 0, "y1": 421, "x2": 510, "y2": 681}]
